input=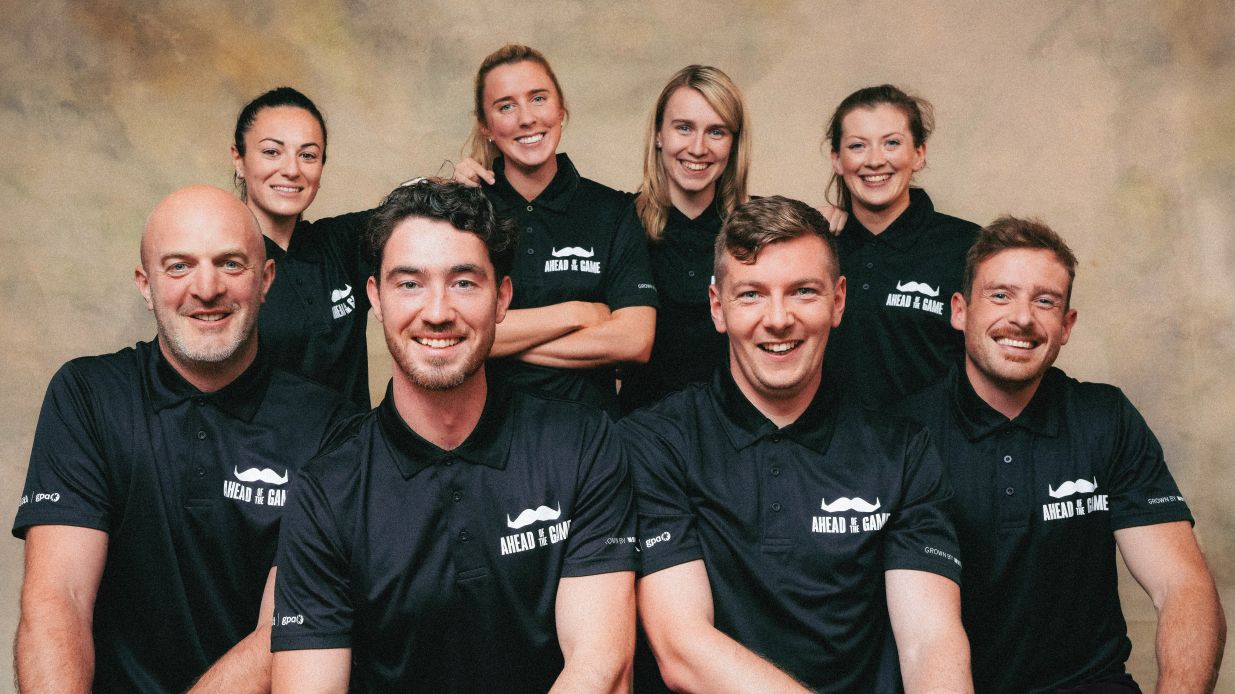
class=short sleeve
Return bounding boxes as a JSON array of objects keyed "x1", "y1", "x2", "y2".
[
  {"x1": 1104, "y1": 390, "x2": 1193, "y2": 530},
  {"x1": 619, "y1": 412, "x2": 703, "y2": 575},
  {"x1": 560, "y1": 413, "x2": 639, "y2": 577},
  {"x1": 270, "y1": 469, "x2": 355, "y2": 651},
  {"x1": 13, "y1": 363, "x2": 116, "y2": 538},
  {"x1": 882, "y1": 425, "x2": 963, "y2": 583},
  {"x1": 603, "y1": 203, "x2": 659, "y2": 311}
]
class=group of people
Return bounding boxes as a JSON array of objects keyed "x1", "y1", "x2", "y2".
[{"x1": 12, "y1": 43, "x2": 1226, "y2": 694}]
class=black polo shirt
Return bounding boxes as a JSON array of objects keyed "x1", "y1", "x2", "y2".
[
  {"x1": 12, "y1": 339, "x2": 359, "y2": 694},
  {"x1": 261, "y1": 210, "x2": 372, "y2": 407},
  {"x1": 482, "y1": 153, "x2": 658, "y2": 416},
  {"x1": 619, "y1": 198, "x2": 727, "y2": 414},
  {"x1": 621, "y1": 371, "x2": 962, "y2": 692},
  {"x1": 896, "y1": 365, "x2": 1193, "y2": 693},
  {"x1": 825, "y1": 188, "x2": 977, "y2": 409},
  {"x1": 271, "y1": 380, "x2": 638, "y2": 692}
]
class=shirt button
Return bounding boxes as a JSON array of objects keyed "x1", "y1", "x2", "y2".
[
  {"x1": 459, "y1": 529, "x2": 471, "y2": 542},
  {"x1": 771, "y1": 502, "x2": 782, "y2": 512},
  {"x1": 526, "y1": 248, "x2": 534, "y2": 255},
  {"x1": 770, "y1": 435, "x2": 781, "y2": 443},
  {"x1": 770, "y1": 466, "x2": 780, "y2": 476},
  {"x1": 1000, "y1": 428, "x2": 1013, "y2": 437},
  {"x1": 196, "y1": 466, "x2": 206, "y2": 477},
  {"x1": 1005, "y1": 487, "x2": 1015, "y2": 496},
  {"x1": 452, "y1": 490, "x2": 463, "y2": 502},
  {"x1": 865, "y1": 262, "x2": 874, "y2": 269},
  {"x1": 196, "y1": 430, "x2": 206, "y2": 440},
  {"x1": 526, "y1": 205, "x2": 534, "y2": 212},
  {"x1": 687, "y1": 270, "x2": 696, "y2": 277},
  {"x1": 1003, "y1": 455, "x2": 1013, "y2": 463},
  {"x1": 525, "y1": 227, "x2": 534, "y2": 234},
  {"x1": 444, "y1": 458, "x2": 454, "y2": 467},
  {"x1": 296, "y1": 278, "x2": 303, "y2": 285},
  {"x1": 193, "y1": 397, "x2": 205, "y2": 406},
  {"x1": 862, "y1": 283, "x2": 870, "y2": 290}
]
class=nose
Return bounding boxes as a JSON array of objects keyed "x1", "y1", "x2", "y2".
[
  {"x1": 688, "y1": 130, "x2": 707, "y2": 156},
  {"x1": 762, "y1": 294, "x2": 794, "y2": 332},
  {"x1": 421, "y1": 286, "x2": 455, "y2": 326},
  {"x1": 517, "y1": 103, "x2": 535, "y2": 128},
  {"x1": 190, "y1": 265, "x2": 224, "y2": 302},
  {"x1": 1007, "y1": 297, "x2": 1034, "y2": 328},
  {"x1": 279, "y1": 152, "x2": 300, "y2": 179}
]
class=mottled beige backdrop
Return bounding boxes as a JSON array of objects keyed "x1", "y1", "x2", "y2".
[{"x1": 2, "y1": 1, "x2": 1232, "y2": 690}]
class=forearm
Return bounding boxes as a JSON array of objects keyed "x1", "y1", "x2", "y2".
[
  {"x1": 15, "y1": 599, "x2": 94, "y2": 694},
  {"x1": 650, "y1": 625, "x2": 809, "y2": 694},
  {"x1": 188, "y1": 624, "x2": 273, "y2": 694},
  {"x1": 517, "y1": 306, "x2": 655, "y2": 369},
  {"x1": 897, "y1": 622, "x2": 972, "y2": 694},
  {"x1": 493, "y1": 303, "x2": 604, "y2": 357},
  {"x1": 1154, "y1": 581, "x2": 1225, "y2": 694},
  {"x1": 549, "y1": 652, "x2": 631, "y2": 694}
]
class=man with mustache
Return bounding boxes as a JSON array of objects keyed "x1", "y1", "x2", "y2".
[
  {"x1": 897, "y1": 217, "x2": 1225, "y2": 693},
  {"x1": 269, "y1": 179, "x2": 637, "y2": 692},
  {"x1": 622, "y1": 196, "x2": 971, "y2": 692},
  {"x1": 12, "y1": 186, "x2": 359, "y2": 693}
]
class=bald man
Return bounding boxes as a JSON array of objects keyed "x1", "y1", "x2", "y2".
[{"x1": 13, "y1": 186, "x2": 360, "y2": 693}]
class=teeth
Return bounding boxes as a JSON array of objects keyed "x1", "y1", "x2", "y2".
[
  {"x1": 762, "y1": 341, "x2": 799, "y2": 353},
  {"x1": 272, "y1": 185, "x2": 301, "y2": 193},
  {"x1": 996, "y1": 337, "x2": 1034, "y2": 349},
  {"x1": 681, "y1": 161, "x2": 708, "y2": 171},
  {"x1": 417, "y1": 337, "x2": 462, "y2": 348},
  {"x1": 861, "y1": 174, "x2": 891, "y2": 183},
  {"x1": 516, "y1": 134, "x2": 544, "y2": 145},
  {"x1": 194, "y1": 314, "x2": 226, "y2": 322}
]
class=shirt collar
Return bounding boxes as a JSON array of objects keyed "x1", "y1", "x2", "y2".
[
  {"x1": 838, "y1": 187, "x2": 933, "y2": 252},
  {"x1": 666, "y1": 197, "x2": 723, "y2": 231},
  {"x1": 489, "y1": 152, "x2": 579, "y2": 213},
  {"x1": 146, "y1": 339, "x2": 270, "y2": 422},
  {"x1": 709, "y1": 368, "x2": 839, "y2": 455},
  {"x1": 378, "y1": 376, "x2": 513, "y2": 479},
  {"x1": 949, "y1": 362, "x2": 1061, "y2": 440}
]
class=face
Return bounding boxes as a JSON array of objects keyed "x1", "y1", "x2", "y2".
[
  {"x1": 231, "y1": 106, "x2": 325, "y2": 226},
  {"x1": 952, "y1": 248, "x2": 1078, "y2": 395},
  {"x1": 367, "y1": 217, "x2": 512, "y2": 392},
  {"x1": 710, "y1": 233, "x2": 845, "y2": 411},
  {"x1": 135, "y1": 189, "x2": 275, "y2": 378},
  {"x1": 657, "y1": 87, "x2": 733, "y2": 209},
  {"x1": 480, "y1": 61, "x2": 565, "y2": 173},
  {"x1": 830, "y1": 103, "x2": 925, "y2": 216}
]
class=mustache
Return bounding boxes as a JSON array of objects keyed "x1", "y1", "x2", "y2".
[
  {"x1": 330, "y1": 284, "x2": 353, "y2": 302},
  {"x1": 895, "y1": 281, "x2": 940, "y2": 297},
  {"x1": 1048, "y1": 478, "x2": 1098, "y2": 499},
  {"x1": 233, "y1": 466, "x2": 289, "y2": 485},
  {"x1": 551, "y1": 246, "x2": 595, "y2": 258},
  {"x1": 507, "y1": 503, "x2": 562, "y2": 529},
  {"x1": 820, "y1": 497, "x2": 881, "y2": 513}
]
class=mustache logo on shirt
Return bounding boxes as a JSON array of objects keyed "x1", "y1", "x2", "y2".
[
  {"x1": 330, "y1": 284, "x2": 353, "y2": 303},
  {"x1": 894, "y1": 280, "x2": 940, "y2": 297},
  {"x1": 506, "y1": 503, "x2": 562, "y2": 529},
  {"x1": 820, "y1": 496, "x2": 882, "y2": 513},
  {"x1": 551, "y1": 246, "x2": 595, "y2": 258},
  {"x1": 1048, "y1": 477, "x2": 1098, "y2": 499},
  {"x1": 233, "y1": 466, "x2": 289, "y2": 486}
]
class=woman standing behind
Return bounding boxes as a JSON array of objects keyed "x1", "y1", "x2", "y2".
[
  {"x1": 618, "y1": 65, "x2": 749, "y2": 413},
  {"x1": 822, "y1": 85, "x2": 978, "y2": 409},
  {"x1": 231, "y1": 87, "x2": 373, "y2": 407},
  {"x1": 463, "y1": 45, "x2": 658, "y2": 416}
]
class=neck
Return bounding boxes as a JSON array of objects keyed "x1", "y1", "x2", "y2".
[
  {"x1": 851, "y1": 191, "x2": 911, "y2": 235},
  {"x1": 505, "y1": 155, "x2": 558, "y2": 202},
  {"x1": 248, "y1": 202, "x2": 297, "y2": 250},
  {"x1": 160, "y1": 338, "x2": 257, "y2": 394},
  {"x1": 668, "y1": 182, "x2": 717, "y2": 220},
  {"x1": 390, "y1": 366, "x2": 488, "y2": 450},
  {"x1": 964, "y1": 359, "x2": 1041, "y2": 420},
  {"x1": 734, "y1": 361, "x2": 820, "y2": 428}
]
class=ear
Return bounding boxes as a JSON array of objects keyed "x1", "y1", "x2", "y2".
[
  {"x1": 830, "y1": 275, "x2": 846, "y2": 328},
  {"x1": 134, "y1": 265, "x2": 154, "y2": 310},
  {"x1": 912, "y1": 142, "x2": 927, "y2": 172},
  {"x1": 1060, "y1": 307, "x2": 1078, "y2": 346},
  {"x1": 258, "y1": 259, "x2": 275, "y2": 303},
  {"x1": 829, "y1": 147, "x2": 843, "y2": 176},
  {"x1": 709, "y1": 281, "x2": 727, "y2": 334},
  {"x1": 231, "y1": 144, "x2": 244, "y2": 179},
  {"x1": 366, "y1": 275, "x2": 383, "y2": 323},
  {"x1": 655, "y1": 135, "x2": 662, "y2": 149},
  {"x1": 495, "y1": 275, "x2": 513, "y2": 324},
  {"x1": 950, "y1": 291, "x2": 967, "y2": 332}
]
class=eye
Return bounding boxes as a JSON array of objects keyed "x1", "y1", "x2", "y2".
[
  {"x1": 299, "y1": 151, "x2": 319, "y2": 163},
  {"x1": 794, "y1": 287, "x2": 819, "y2": 297},
  {"x1": 498, "y1": 102, "x2": 515, "y2": 113},
  {"x1": 847, "y1": 142, "x2": 864, "y2": 152},
  {"x1": 1034, "y1": 296, "x2": 1061, "y2": 309},
  {"x1": 675, "y1": 123, "x2": 691, "y2": 134},
  {"x1": 262, "y1": 148, "x2": 280, "y2": 157},
  {"x1": 532, "y1": 94, "x2": 547, "y2": 104},
  {"x1": 886, "y1": 138, "x2": 902, "y2": 148},
  {"x1": 165, "y1": 261, "x2": 191, "y2": 277},
  {"x1": 455, "y1": 278, "x2": 477, "y2": 289},
  {"x1": 220, "y1": 259, "x2": 246, "y2": 273},
  {"x1": 708, "y1": 127, "x2": 727, "y2": 139},
  {"x1": 397, "y1": 280, "x2": 421, "y2": 290},
  {"x1": 737, "y1": 290, "x2": 760, "y2": 301},
  {"x1": 987, "y1": 291, "x2": 1011, "y2": 303}
]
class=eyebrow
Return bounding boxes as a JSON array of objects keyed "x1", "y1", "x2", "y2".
[
  {"x1": 385, "y1": 263, "x2": 487, "y2": 279},
  {"x1": 258, "y1": 137, "x2": 321, "y2": 149}
]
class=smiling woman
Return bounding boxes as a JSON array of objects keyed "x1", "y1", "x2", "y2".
[{"x1": 230, "y1": 87, "x2": 376, "y2": 407}]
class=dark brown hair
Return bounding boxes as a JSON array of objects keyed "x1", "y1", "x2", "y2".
[{"x1": 964, "y1": 215, "x2": 1078, "y2": 305}]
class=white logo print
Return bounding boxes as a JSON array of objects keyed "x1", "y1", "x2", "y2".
[
  {"x1": 820, "y1": 496, "x2": 882, "y2": 513},
  {"x1": 894, "y1": 280, "x2": 940, "y2": 297},
  {"x1": 551, "y1": 246, "x2": 595, "y2": 258},
  {"x1": 506, "y1": 503, "x2": 562, "y2": 529},
  {"x1": 330, "y1": 284, "x2": 356, "y2": 319},
  {"x1": 1048, "y1": 477, "x2": 1098, "y2": 499},
  {"x1": 233, "y1": 466, "x2": 289, "y2": 485},
  {"x1": 330, "y1": 284, "x2": 353, "y2": 302}
]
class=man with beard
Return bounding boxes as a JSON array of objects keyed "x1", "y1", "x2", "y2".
[
  {"x1": 13, "y1": 186, "x2": 360, "y2": 693},
  {"x1": 623, "y1": 196, "x2": 971, "y2": 693},
  {"x1": 897, "y1": 217, "x2": 1225, "y2": 693},
  {"x1": 270, "y1": 178, "x2": 637, "y2": 693}
]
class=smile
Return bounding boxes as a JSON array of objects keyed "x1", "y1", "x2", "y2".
[
  {"x1": 416, "y1": 336, "x2": 462, "y2": 349},
  {"x1": 860, "y1": 174, "x2": 891, "y2": 183},
  {"x1": 759, "y1": 340, "x2": 801, "y2": 354},
  {"x1": 515, "y1": 133, "x2": 545, "y2": 145},
  {"x1": 680, "y1": 160, "x2": 711, "y2": 172},
  {"x1": 188, "y1": 311, "x2": 231, "y2": 323},
  {"x1": 270, "y1": 185, "x2": 303, "y2": 193},
  {"x1": 995, "y1": 336, "x2": 1037, "y2": 349}
]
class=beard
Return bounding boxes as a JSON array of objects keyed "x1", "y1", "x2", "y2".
[{"x1": 385, "y1": 327, "x2": 493, "y2": 392}]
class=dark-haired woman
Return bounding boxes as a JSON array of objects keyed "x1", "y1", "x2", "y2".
[
  {"x1": 230, "y1": 87, "x2": 373, "y2": 407},
  {"x1": 822, "y1": 84, "x2": 979, "y2": 409},
  {"x1": 458, "y1": 45, "x2": 658, "y2": 417}
]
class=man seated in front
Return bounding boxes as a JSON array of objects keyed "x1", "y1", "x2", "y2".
[
  {"x1": 270, "y1": 178, "x2": 638, "y2": 693},
  {"x1": 622, "y1": 195, "x2": 972, "y2": 693}
]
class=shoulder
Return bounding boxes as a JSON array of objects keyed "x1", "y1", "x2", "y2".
[
  {"x1": 620, "y1": 384, "x2": 712, "y2": 444},
  {"x1": 262, "y1": 368, "x2": 366, "y2": 431},
  {"x1": 893, "y1": 376, "x2": 952, "y2": 425},
  {"x1": 1048, "y1": 368, "x2": 1136, "y2": 422},
  {"x1": 510, "y1": 387, "x2": 614, "y2": 436},
  {"x1": 297, "y1": 409, "x2": 379, "y2": 488},
  {"x1": 294, "y1": 209, "x2": 372, "y2": 245},
  {"x1": 48, "y1": 342, "x2": 148, "y2": 403},
  {"x1": 574, "y1": 175, "x2": 635, "y2": 216}
]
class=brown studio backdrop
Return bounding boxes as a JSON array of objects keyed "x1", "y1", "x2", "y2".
[{"x1": 2, "y1": 1, "x2": 1232, "y2": 690}]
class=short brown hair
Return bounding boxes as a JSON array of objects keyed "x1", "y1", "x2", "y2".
[
  {"x1": 714, "y1": 196, "x2": 838, "y2": 284},
  {"x1": 964, "y1": 215, "x2": 1078, "y2": 305}
]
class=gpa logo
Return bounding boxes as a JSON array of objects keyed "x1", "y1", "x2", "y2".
[
  {"x1": 34, "y1": 492, "x2": 61, "y2": 504},
  {"x1": 644, "y1": 531, "x2": 671, "y2": 549},
  {"x1": 280, "y1": 614, "x2": 305, "y2": 626}
]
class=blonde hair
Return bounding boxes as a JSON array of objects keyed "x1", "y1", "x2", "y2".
[
  {"x1": 464, "y1": 44, "x2": 569, "y2": 168},
  {"x1": 636, "y1": 65, "x2": 750, "y2": 242}
]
